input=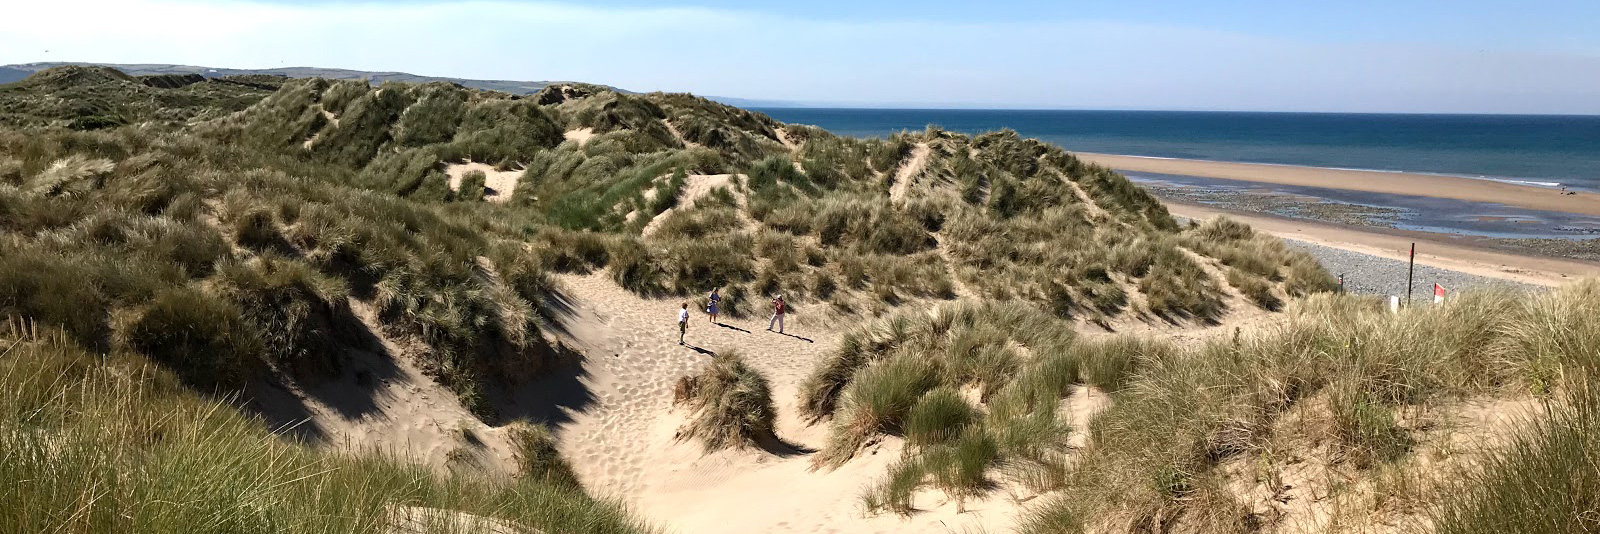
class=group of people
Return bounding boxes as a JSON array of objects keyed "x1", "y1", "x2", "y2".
[{"x1": 676, "y1": 287, "x2": 787, "y2": 345}]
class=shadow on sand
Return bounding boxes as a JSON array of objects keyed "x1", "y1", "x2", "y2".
[
  {"x1": 774, "y1": 331, "x2": 814, "y2": 343},
  {"x1": 242, "y1": 379, "x2": 329, "y2": 445},
  {"x1": 714, "y1": 322, "x2": 751, "y2": 333},
  {"x1": 243, "y1": 304, "x2": 405, "y2": 444},
  {"x1": 536, "y1": 286, "x2": 582, "y2": 339},
  {"x1": 494, "y1": 350, "x2": 600, "y2": 429},
  {"x1": 756, "y1": 434, "x2": 817, "y2": 458}
]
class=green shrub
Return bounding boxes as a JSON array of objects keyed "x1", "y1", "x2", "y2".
[
  {"x1": 457, "y1": 169, "x2": 487, "y2": 202},
  {"x1": 862, "y1": 457, "x2": 925, "y2": 515},
  {"x1": 0, "y1": 247, "x2": 139, "y2": 349},
  {"x1": 118, "y1": 287, "x2": 263, "y2": 390},
  {"x1": 650, "y1": 206, "x2": 741, "y2": 240},
  {"x1": 923, "y1": 428, "x2": 999, "y2": 500},
  {"x1": 818, "y1": 354, "x2": 940, "y2": 466},
  {"x1": 232, "y1": 208, "x2": 284, "y2": 251},
  {"x1": 1073, "y1": 335, "x2": 1162, "y2": 393},
  {"x1": 537, "y1": 229, "x2": 613, "y2": 273},
  {"x1": 1227, "y1": 268, "x2": 1281, "y2": 310},
  {"x1": 904, "y1": 387, "x2": 977, "y2": 447},
  {"x1": 213, "y1": 258, "x2": 350, "y2": 381},
  {"x1": 1328, "y1": 386, "x2": 1411, "y2": 466}
]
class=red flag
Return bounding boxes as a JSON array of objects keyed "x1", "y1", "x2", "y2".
[{"x1": 1434, "y1": 283, "x2": 1446, "y2": 304}]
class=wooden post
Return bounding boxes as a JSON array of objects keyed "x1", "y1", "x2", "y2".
[{"x1": 1406, "y1": 243, "x2": 1416, "y2": 307}]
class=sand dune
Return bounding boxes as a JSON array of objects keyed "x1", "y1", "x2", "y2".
[
  {"x1": 1078, "y1": 152, "x2": 1600, "y2": 217},
  {"x1": 540, "y1": 272, "x2": 1114, "y2": 533},
  {"x1": 262, "y1": 254, "x2": 1541, "y2": 534}
]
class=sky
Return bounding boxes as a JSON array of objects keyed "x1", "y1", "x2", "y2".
[{"x1": 4, "y1": 0, "x2": 1599, "y2": 113}]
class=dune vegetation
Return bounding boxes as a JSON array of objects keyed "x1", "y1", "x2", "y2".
[
  {"x1": 0, "y1": 65, "x2": 1591, "y2": 533},
  {"x1": 794, "y1": 283, "x2": 1600, "y2": 532}
]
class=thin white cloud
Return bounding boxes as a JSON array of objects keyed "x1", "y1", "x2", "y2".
[{"x1": 3, "y1": 0, "x2": 1597, "y2": 113}]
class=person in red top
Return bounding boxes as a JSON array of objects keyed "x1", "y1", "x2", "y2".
[{"x1": 767, "y1": 295, "x2": 786, "y2": 334}]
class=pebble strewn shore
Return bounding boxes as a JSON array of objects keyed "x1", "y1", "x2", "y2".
[{"x1": 1286, "y1": 240, "x2": 1537, "y2": 297}]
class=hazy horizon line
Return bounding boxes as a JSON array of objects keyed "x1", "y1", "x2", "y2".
[{"x1": 8, "y1": 59, "x2": 1600, "y2": 118}]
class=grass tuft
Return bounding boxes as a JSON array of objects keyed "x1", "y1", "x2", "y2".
[{"x1": 673, "y1": 351, "x2": 778, "y2": 450}]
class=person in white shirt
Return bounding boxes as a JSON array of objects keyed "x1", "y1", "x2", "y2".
[{"x1": 677, "y1": 302, "x2": 690, "y2": 345}]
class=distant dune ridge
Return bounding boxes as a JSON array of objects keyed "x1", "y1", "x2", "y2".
[
  {"x1": 1, "y1": 64, "x2": 1597, "y2": 534},
  {"x1": 2, "y1": 61, "x2": 615, "y2": 95}
]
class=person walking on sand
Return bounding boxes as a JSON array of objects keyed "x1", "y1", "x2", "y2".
[
  {"x1": 767, "y1": 295, "x2": 786, "y2": 334},
  {"x1": 706, "y1": 287, "x2": 721, "y2": 324},
  {"x1": 677, "y1": 302, "x2": 690, "y2": 345}
]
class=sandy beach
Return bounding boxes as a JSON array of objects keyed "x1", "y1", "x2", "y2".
[
  {"x1": 1164, "y1": 202, "x2": 1600, "y2": 286},
  {"x1": 1078, "y1": 153, "x2": 1600, "y2": 217}
]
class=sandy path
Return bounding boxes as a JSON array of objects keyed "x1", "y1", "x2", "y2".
[
  {"x1": 1077, "y1": 153, "x2": 1600, "y2": 217},
  {"x1": 662, "y1": 120, "x2": 701, "y2": 150},
  {"x1": 1167, "y1": 202, "x2": 1600, "y2": 286},
  {"x1": 774, "y1": 127, "x2": 801, "y2": 152},
  {"x1": 889, "y1": 143, "x2": 930, "y2": 204},
  {"x1": 639, "y1": 174, "x2": 753, "y2": 238},
  {"x1": 1057, "y1": 170, "x2": 1110, "y2": 220},
  {"x1": 544, "y1": 272, "x2": 1045, "y2": 534}
]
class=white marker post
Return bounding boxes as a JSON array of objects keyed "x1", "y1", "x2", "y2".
[{"x1": 1389, "y1": 295, "x2": 1400, "y2": 314}]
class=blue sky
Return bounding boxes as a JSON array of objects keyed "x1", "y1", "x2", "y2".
[{"x1": 4, "y1": 0, "x2": 1598, "y2": 113}]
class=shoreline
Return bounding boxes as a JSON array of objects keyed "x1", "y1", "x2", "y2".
[
  {"x1": 1087, "y1": 152, "x2": 1566, "y2": 188},
  {"x1": 1079, "y1": 152, "x2": 1600, "y2": 217},
  {"x1": 1164, "y1": 202, "x2": 1600, "y2": 287}
]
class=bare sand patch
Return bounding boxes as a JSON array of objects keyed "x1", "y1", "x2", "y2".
[
  {"x1": 563, "y1": 127, "x2": 595, "y2": 147},
  {"x1": 445, "y1": 162, "x2": 523, "y2": 203}
]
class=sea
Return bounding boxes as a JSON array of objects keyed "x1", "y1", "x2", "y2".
[
  {"x1": 754, "y1": 108, "x2": 1600, "y2": 239},
  {"x1": 753, "y1": 109, "x2": 1600, "y2": 191}
]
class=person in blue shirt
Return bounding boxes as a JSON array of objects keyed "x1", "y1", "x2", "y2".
[{"x1": 706, "y1": 287, "x2": 721, "y2": 324}]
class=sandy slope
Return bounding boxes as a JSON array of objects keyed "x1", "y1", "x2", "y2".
[
  {"x1": 542, "y1": 272, "x2": 1086, "y2": 533},
  {"x1": 249, "y1": 299, "x2": 521, "y2": 473},
  {"x1": 1077, "y1": 152, "x2": 1600, "y2": 217}
]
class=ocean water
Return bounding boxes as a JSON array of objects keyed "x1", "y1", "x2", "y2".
[
  {"x1": 1126, "y1": 171, "x2": 1600, "y2": 240},
  {"x1": 754, "y1": 109, "x2": 1600, "y2": 191}
]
